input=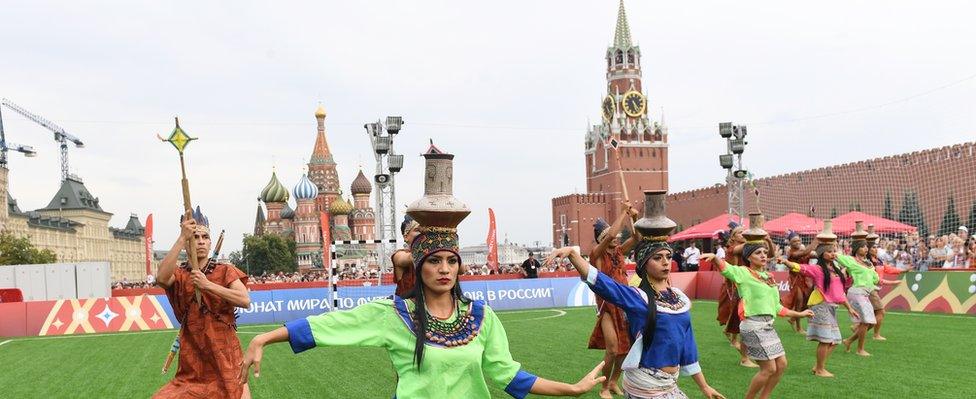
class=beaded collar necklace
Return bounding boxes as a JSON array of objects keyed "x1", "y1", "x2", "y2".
[
  {"x1": 416, "y1": 300, "x2": 480, "y2": 347},
  {"x1": 654, "y1": 287, "x2": 685, "y2": 311}
]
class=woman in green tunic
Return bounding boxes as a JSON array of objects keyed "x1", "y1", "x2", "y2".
[{"x1": 240, "y1": 143, "x2": 604, "y2": 398}]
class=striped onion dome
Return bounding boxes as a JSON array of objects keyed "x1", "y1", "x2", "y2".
[
  {"x1": 260, "y1": 171, "x2": 290, "y2": 203},
  {"x1": 280, "y1": 203, "x2": 295, "y2": 219},
  {"x1": 350, "y1": 170, "x2": 372, "y2": 195},
  {"x1": 293, "y1": 173, "x2": 319, "y2": 200},
  {"x1": 329, "y1": 194, "x2": 353, "y2": 215}
]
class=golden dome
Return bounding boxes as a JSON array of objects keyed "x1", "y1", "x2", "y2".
[
  {"x1": 329, "y1": 195, "x2": 353, "y2": 215},
  {"x1": 314, "y1": 104, "x2": 327, "y2": 118}
]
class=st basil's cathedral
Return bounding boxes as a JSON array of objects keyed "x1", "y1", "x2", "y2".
[{"x1": 253, "y1": 104, "x2": 375, "y2": 271}]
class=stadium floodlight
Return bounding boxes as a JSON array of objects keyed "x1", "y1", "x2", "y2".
[
  {"x1": 388, "y1": 154, "x2": 404, "y2": 173},
  {"x1": 374, "y1": 136, "x2": 391, "y2": 154},
  {"x1": 385, "y1": 116, "x2": 403, "y2": 135},
  {"x1": 720, "y1": 154, "x2": 734, "y2": 169},
  {"x1": 719, "y1": 122, "x2": 733, "y2": 138},
  {"x1": 730, "y1": 138, "x2": 745, "y2": 154},
  {"x1": 733, "y1": 169, "x2": 748, "y2": 179},
  {"x1": 734, "y1": 125, "x2": 747, "y2": 139}
]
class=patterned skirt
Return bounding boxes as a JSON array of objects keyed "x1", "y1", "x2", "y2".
[
  {"x1": 739, "y1": 315, "x2": 785, "y2": 361},
  {"x1": 847, "y1": 287, "x2": 877, "y2": 324},
  {"x1": 806, "y1": 302, "x2": 842, "y2": 344},
  {"x1": 622, "y1": 368, "x2": 688, "y2": 399}
]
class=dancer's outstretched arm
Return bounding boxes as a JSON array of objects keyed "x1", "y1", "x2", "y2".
[
  {"x1": 240, "y1": 326, "x2": 287, "y2": 384},
  {"x1": 546, "y1": 247, "x2": 647, "y2": 315},
  {"x1": 691, "y1": 372, "x2": 726, "y2": 399},
  {"x1": 527, "y1": 362, "x2": 606, "y2": 396}
]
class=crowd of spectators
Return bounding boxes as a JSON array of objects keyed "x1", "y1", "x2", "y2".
[{"x1": 116, "y1": 228, "x2": 974, "y2": 289}]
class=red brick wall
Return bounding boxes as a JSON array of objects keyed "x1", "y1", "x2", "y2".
[{"x1": 667, "y1": 142, "x2": 976, "y2": 236}]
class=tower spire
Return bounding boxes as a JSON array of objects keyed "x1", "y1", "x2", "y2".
[{"x1": 614, "y1": 0, "x2": 633, "y2": 49}]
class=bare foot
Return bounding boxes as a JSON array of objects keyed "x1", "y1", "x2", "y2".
[
  {"x1": 740, "y1": 359, "x2": 759, "y2": 368},
  {"x1": 610, "y1": 383, "x2": 624, "y2": 395},
  {"x1": 599, "y1": 388, "x2": 612, "y2": 399},
  {"x1": 873, "y1": 335, "x2": 887, "y2": 341},
  {"x1": 812, "y1": 369, "x2": 835, "y2": 377},
  {"x1": 856, "y1": 350, "x2": 872, "y2": 357},
  {"x1": 843, "y1": 339, "x2": 853, "y2": 353}
]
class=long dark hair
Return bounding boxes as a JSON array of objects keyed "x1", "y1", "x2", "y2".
[
  {"x1": 817, "y1": 250, "x2": 844, "y2": 289},
  {"x1": 636, "y1": 275, "x2": 658, "y2": 350},
  {"x1": 635, "y1": 247, "x2": 669, "y2": 351},
  {"x1": 402, "y1": 254, "x2": 470, "y2": 369}
]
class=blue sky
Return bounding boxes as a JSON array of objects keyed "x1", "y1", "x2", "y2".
[{"x1": 2, "y1": 0, "x2": 973, "y2": 253}]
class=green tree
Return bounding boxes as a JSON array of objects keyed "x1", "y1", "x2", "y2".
[
  {"x1": 938, "y1": 195, "x2": 961, "y2": 237},
  {"x1": 882, "y1": 191, "x2": 894, "y2": 220},
  {"x1": 228, "y1": 250, "x2": 244, "y2": 268},
  {"x1": 239, "y1": 234, "x2": 297, "y2": 276},
  {"x1": 897, "y1": 191, "x2": 912, "y2": 224},
  {"x1": 967, "y1": 201, "x2": 976, "y2": 233},
  {"x1": 911, "y1": 192, "x2": 930, "y2": 238},
  {"x1": 0, "y1": 231, "x2": 57, "y2": 265}
]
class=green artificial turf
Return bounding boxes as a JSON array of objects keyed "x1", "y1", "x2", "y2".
[{"x1": 1, "y1": 301, "x2": 973, "y2": 398}]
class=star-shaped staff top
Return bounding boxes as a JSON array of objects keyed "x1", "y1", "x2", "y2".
[{"x1": 158, "y1": 117, "x2": 197, "y2": 154}]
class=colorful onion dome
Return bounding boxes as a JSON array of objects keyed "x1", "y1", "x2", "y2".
[
  {"x1": 329, "y1": 194, "x2": 353, "y2": 215},
  {"x1": 281, "y1": 203, "x2": 295, "y2": 219},
  {"x1": 293, "y1": 173, "x2": 319, "y2": 200},
  {"x1": 350, "y1": 170, "x2": 372, "y2": 195},
  {"x1": 260, "y1": 171, "x2": 290, "y2": 203}
]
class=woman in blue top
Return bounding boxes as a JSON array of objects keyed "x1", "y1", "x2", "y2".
[{"x1": 548, "y1": 191, "x2": 725, "y2": 399}]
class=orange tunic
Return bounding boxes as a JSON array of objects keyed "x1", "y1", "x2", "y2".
[
  {"x1": 393, "y1": 249, "x2": 416, "y2": 297},
  {"x1": 784, "y1": 251, "x2": 814, "y2": 312},
  {"x1": 588, "y1": 247, "x2": 632, "y2": 355},
  {"x1": 154, "y1": 263, "x2": 247, "y2": 399},
  {"x1": 717, "y1": 247, "x2": 742, "y2": 333}
]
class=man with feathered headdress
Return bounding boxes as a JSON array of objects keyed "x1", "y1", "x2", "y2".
[
  {"x1": 588, "y1": 202, "x2": 640, "y2": 398},
  {"x1": 154, "y1": 206, "x2": 251, "y2": 398}
]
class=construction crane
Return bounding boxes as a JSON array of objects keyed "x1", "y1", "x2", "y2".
[
  {"x1": 0, "y1": 98, "x2": 83, "y2": 181},
  {"x1": 0, "y1": 106, "x2": 38, "y2": 166}
]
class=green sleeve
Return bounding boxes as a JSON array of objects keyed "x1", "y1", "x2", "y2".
[
  {"x1": 835, "y1": 254, "x2": 856, "y2": 270},
  {"x1": 285, "y1": 299, "x2": 394, "y2": 353},
  {"x1": 481, "y1": 305, "x2": 538, "y2": 397},
  {"x1": 720, "y1": 264, "x2": 749, "y2": 283}
]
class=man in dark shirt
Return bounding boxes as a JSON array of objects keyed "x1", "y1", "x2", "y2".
[{"x1": 521, "y1": 252, "x2": 541, "y2": 278}]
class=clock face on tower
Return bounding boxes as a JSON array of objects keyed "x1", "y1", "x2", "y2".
[
  {"x1": 601, "y1": 96, "x2": 615, "y2": 121},
  {"x1": 622, "y1": 91, "x2": 646, "y2": 117}
]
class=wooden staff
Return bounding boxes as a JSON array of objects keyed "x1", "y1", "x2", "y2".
[
  {"x1": 610, "y1": 139, "x2": 630, "y2": 203},
  {"x1": 158, "y1": 117, "x2": 201, "y2": 304}
]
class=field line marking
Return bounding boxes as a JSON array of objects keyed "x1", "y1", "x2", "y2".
[
  {"x1": 500, "y1": 309, "x2": 568, "y2": 322},
  {"x1": 0, "y1": 339, "x2": 12, "y2": 347}
]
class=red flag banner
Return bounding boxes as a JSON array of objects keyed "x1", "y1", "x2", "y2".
[
  {"x1": 486, "y1": 208, "x2": 499, "y2": 272},
  {"x1": 320, "y1": 211, "x2": 331, "y2": 274},
  {"x1": 144, "y1": 214, "x2": 154, "y2": 276}
]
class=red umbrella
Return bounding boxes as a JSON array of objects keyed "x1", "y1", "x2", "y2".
[
  {"x1": 831, "y1": 211, "x2": 917, "y2": 235},
  {"x1": 763, "y1": 213, "x2": 824, "y2": 236},
  {"x1": 669, "y1": 213, "x2": 748, "y2": 242}
]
